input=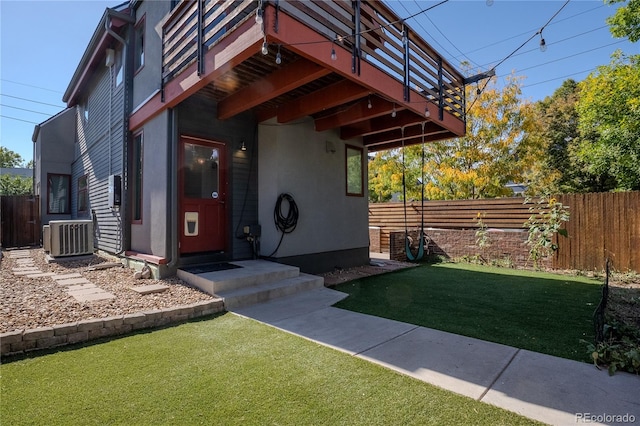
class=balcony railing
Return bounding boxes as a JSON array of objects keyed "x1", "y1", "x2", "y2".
[{"x1": 162, "y1": 0, "x2": 465, "y2": 121}]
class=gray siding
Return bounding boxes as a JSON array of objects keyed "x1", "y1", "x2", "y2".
[
  {"x1": 176, "y1": 94, "x2": 258, "y2": 260},
  {"x1": 72, "y1": 56, "x2": 127, "y2": 254}
]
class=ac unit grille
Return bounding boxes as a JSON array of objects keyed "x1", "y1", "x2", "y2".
[{"x1": 47, "y1": 220, "x2": 94, "y2": 257}]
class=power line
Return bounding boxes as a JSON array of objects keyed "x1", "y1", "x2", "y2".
[
  {"x1": 0, "y1": 79, "x2": 63, "y2": 94},
  {"x1": 1, "y1": 103, "x2": 53, "y2": 116},
  {"x1": 0, "y1": 115, "x2": 39, "y2": 125},
  {"x1": 0, "y1": 93, "x2": 64, "y2": 109},
  {"x1": 523, "y1": 67, "x2": 599, "y2": 89},
  {"x1": 516, "y1": 39, "x2": 627, "y2": 73}
]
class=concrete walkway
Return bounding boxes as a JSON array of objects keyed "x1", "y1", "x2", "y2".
[{"x1": 233, "y1": 287, "x2": 640, "y2": 426}]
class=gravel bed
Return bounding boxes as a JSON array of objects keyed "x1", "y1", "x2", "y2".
[{"x1": 1, "y1": 248, "x2": 216, "y2": 334}]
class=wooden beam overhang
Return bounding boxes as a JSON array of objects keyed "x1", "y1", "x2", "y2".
[
  {"x1": 217, "y1": 58, "x2": 331, "y2": 120},
  {"x1": 363, "y1": 122, "x2": 447, "y2": 147},
  {"x1": 262, "y1": 3, "x2": 466, "y2": 138},
  {"x1": 313, "y1": 97, "x2": 396, "y2": 132},
  {"x1": 340, "y1": 109, "x2": 427, "y2": 139},
  {"x1": 129, "y1": 17, "x2": 262, "y2": 131},
  {"x1": 276, "y1": 79, "x2": 370, "y2": 124}
]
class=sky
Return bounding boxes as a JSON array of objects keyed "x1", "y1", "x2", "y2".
[{"x1": 1, "y1": 0, "x2": 637, "y2": 164}]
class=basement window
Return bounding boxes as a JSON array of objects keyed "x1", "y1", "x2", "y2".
[{"x1": 345, "y1": 145, "x2": 364, "y2": 197}]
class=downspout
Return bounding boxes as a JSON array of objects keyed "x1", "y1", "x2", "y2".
[{"x1": 165, "y1": 108, "x2": 179, "y2": 269}]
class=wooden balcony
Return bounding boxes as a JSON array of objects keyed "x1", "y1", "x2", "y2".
[{"x1": 132, "y1": 0, "x2": 467, "y2": 151}]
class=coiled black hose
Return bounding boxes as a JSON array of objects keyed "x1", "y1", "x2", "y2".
[{"x1": 267, "y1": 193, "x2": 299, "y2": 256}]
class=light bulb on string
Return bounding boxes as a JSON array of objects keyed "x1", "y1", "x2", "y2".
[
  {"x1": 391, "y1": 104, "x2": 397, "y2": 118},
  {"x1": 367, "y1": 97, "x2": 372, "y2": 109},
  {"x1": 255, "y1": 8, "x2": 263, "y2": 25},
  {"x1": 424, "y1": 106, "x2": 430, "y2": 118},
  {"x1": 275, "y1": 45, "x2": 282, "y2": 65},
  {"x1": 331, "y1": 47, "x2": 337, "y2": 61},
  {"x1": 539, "y1": 37, "x2": 547, "y2": 52},
  {"x1": 261, "y1": 40, "x2": 269, "y2": 55}
]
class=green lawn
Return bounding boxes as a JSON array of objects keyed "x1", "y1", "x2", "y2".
[
  {"x1": 334, "y1": 262, "x2": 602, "y2": 361},
  {"x1": 1, "y1": 313, "x2": 538, "y2": 425}
]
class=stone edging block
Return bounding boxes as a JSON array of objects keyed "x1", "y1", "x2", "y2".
[{"x1": 0, "y1": 299, "x2": 224, "y2": 357}]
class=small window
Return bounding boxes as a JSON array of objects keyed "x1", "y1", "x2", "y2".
[
  {"x1": 134, "y1": 17, "x2": 145, "y2": 72},
  {"x1": 115, "y1": 48, "x2": 124, "y2": 87},
  {"x1": 346, "y1": 145, "x2": 364, "y2": 196},
  {"x1": 78, "y1": 175, "x2": 88, "y2": 213},
  {"x1": 132, "y1": 132, "x2": 143, "y2": 222},
  {"x1": 83, "y1": 102, "x2": 89, "y2": 122},
  {"x1": 47, "y1": 174, "x2": 70, "y2": 214}
]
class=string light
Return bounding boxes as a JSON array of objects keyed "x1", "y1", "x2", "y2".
[
  {"x1": 330, "y1": 46, "x2": 337, "y2": 61},
  {"x1": 424, "y1": 106, "x2": 430, "y2": 117},
  {"x1": 275, "y1": 45, "x2": 282, "y2": 64},
  {"x1": 391, "y1": 103, "x2": 397, "y2": 118},
  {"x1": 539, "y1": 33, "x2": 547, "y2": 52},
  {"x1": 367, "y1": 96, "x2": 372, "y2": 109},
  {"x1": 261, "y1": 39, "x2": 269, "y2": 55}
]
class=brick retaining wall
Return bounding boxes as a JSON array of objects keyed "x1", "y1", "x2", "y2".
[
  {"x1": 388, "y1": 229, "x2": 551, "y2": 269},
  {"x1": 0, "y1": 299, "x2": 224, "y2": 357}
]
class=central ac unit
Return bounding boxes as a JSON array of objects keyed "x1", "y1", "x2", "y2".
[{"x1": 44, "y1": 220, "x2": 94, "y2": 257}]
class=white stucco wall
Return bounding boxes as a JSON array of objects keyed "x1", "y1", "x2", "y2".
[{"x1": 258, "y1": 118, "x2": 369, "y2": 258}]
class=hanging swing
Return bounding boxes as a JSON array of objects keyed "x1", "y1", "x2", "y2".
[{"x1": 401, "y1": 124, "x2": 426, "y2": 262}]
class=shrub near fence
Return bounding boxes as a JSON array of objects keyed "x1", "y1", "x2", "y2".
[{"x1": 369, "y1": 192, "x2": 640, "y2": 272}]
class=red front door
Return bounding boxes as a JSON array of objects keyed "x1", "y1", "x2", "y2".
[{"x1": 179, "y1": 137, "x2": 226, "y2": 254}]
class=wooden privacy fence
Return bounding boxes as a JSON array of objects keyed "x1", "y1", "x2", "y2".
[
  {"x1": 554, "y1": 192, "x2": 640, "y2": 272},
  {"x1": 369, "y1": 192, "x2": 640, "y2": 272},
  {"x1": 0, "y1": 195, "x2": 40, "y2": 248}
]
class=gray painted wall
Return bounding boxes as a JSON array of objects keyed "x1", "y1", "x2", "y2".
[
  {"x1": 132, "y1": 0, "x2": 170, "y2": 111},
  {"x1": 33, "y1": 108, "x2": 76, "y2": 226},
  {"x1": 130, "y1": 110, "x2": 169, "y2": 257},
  {"x1": 72, "y1": 48, "x2": 126, "y2": 254},
  {"x1": 258, "y1": 118, "x2": 369, "y2": 264}
]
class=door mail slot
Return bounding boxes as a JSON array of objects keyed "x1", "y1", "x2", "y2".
[{"x1": 184, "y1": 212, "x2": 199, "y2": 236}]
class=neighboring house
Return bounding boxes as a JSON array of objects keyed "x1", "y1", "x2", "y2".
[
  {"x1": 35, "y1": 0, "x2": 466, "y2": 276},
  {"x1": 32, "y1": 108, "x2": 77, "y2": 226}
]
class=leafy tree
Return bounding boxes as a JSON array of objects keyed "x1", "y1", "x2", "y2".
[
  {"x1": 606, "y1": 0, "x2": 640, "y2": 42},
  {"x1": 423, "y1": 73, "x2": 528, "y2": 199},
  {"x1": 0, "y1": 147, "x2": 24, "y2": 168},
  {"x1": 576, "y1": 51, "x2": 640, "y2": 191},
  {"x1": 0, "y1": 175, "x2": 32, "y2": 195}
]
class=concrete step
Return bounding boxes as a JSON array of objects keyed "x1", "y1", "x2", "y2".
[
  {"x1": 177, "y1": 260, "x2": 300, "y2": 295},
  {"x1": 218, "y1": 273, "x2": 325, "y2": 310}
]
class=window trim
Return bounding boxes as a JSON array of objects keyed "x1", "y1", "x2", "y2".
[
  {"x1": 134, "y1": 15, "x2": 145, "y2": 74},
  {"x1": 131, "y1": 131, "x2": 144, "y2": 224},
  {"x1": 345, "y1": 144, "x2": 364, "y2": 197},
  {"x1": 47, "y1": 173, "x2": 71, "y2": 215},
  {"x1": 114, "y1": 47, "x2": 124, "y2": 87},
  {"x1": 77, "y1": 174, "x2": 88, "y2": 214}
]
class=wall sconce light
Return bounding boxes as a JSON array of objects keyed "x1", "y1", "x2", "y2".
[{"x1": 240, "y1": 141, "x2": 247, "y2": 151}]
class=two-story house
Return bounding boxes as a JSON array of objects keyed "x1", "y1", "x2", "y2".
[{"x1": 37, "y1": 0, "x2": 466, "y2": 277}]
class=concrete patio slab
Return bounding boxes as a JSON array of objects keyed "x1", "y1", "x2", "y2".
[
  {"x1": 57, "y1": 277, "x2": 91, "y2": 286},
  {"x1": 129, "y1": 284, "x2": 169, "y2": 295},
  {"x1": 13, "y1": 270, "x2": 43, "y2": 276},
  {"x1": 482, "y1": 349, "x2": 640, "y2": 425},
  {"x1": 273, "y1": 307, "x2": 417, "y2": 355},
  {"x1": 51, "y1": 273, "x2": 83, "y2": 280},
  {"x1": 234, "y1": 287, "x2": 348, "y2": 323},
  {"x1": 66, "y1": 287, "x2": 105, "y2": 296},
  {"x1": 25, "y1": 272, "x2": 58, "y2": 278},
  {"x1": 65, "y1": 284, "x2": 98, "y2": 292},
  {"x1": 12, "y1": 267, "x2": 40, "y2": 272},
  {"x1": 73, "y1": 292, "x2": 115, "y2": 302},
  {"x1": 358, "y1": 326, "x2": 519, "y2": 400}
]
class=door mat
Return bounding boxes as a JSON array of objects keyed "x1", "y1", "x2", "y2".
[{"x1": 180, "y1": 263, "x2": 242, "y2": 274}]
